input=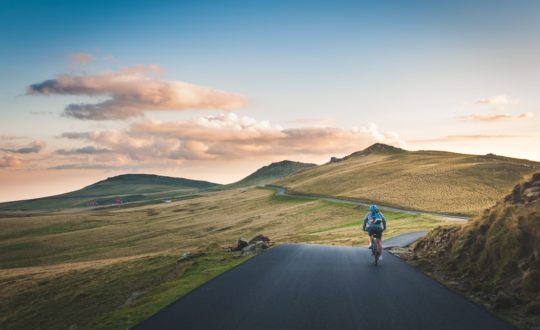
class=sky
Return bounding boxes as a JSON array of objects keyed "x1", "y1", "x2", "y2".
[{"x1": 1, "y1": 0, "x2": 539, "y2": 202}]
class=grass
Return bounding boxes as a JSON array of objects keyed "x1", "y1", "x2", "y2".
[
  {"x1": 410, "y1": 173, "x2": 540, "y2": 329},
  {"x1": 0, "y1": 187, "x2": 460, "y2": 329},
  {"x1": 277, "y1": 147, "x2": 539, "y2": 215},
  {"x1": 0, "y1": 161, "x2": 316, "y2": 211},
  {"x1": 0, "y1": 250, "x2": 248, "y2": 330},
  {"x1": 0, "y1": 174, "x2": 219, "y2": 211},
  {"x1": 302, "y1": 201, "x2": 454, "y2": 246},
  {"x1": 223, "y1": 160, "x2": 317, "y2": 189},
  {"x1": 97, "y1": 251, "x2": 249, "y2": 330}
]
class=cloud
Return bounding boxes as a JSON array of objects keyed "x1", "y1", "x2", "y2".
[
  {"x1": 0, "y1": 155, "x2": 22, "y2": 168},
  {"x1": 476, "y1": 95, "x2": 508, "y2": 106},
  {"x1": 27, "y1": 65, "x2": 247, "y2": 120},
  {"x1": 458, "y1": 112, "x2": 533, "y2": 122},
  {"x1": 59, "y1": 113, "x2": 405, "y2": 164},
  {"x1": 475, "y1": 94, "x2": 519, "y2": 110},
  {"x1": 29, "y1": 111, "x2": 54, "y2": 115},
  {"x1": 55, "y1": 146, "x2": 112, "y2": 155},
  {"x1": 1, "y1": 140, "x2": 46, "y2": 154},
  {"x1": 69, "y1": 53, "x2": 94, "y2": 64},
  {"x1": 49, "y1": 163, "x2": 116, "y2": 170},
  {"x1": 60, "y1": 132, "x2": 92, "y2": 139},
  {"x1": 0, "y1": 135, "x2": 25, "y2": 141}
]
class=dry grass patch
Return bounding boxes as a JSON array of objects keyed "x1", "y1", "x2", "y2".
[
  {"x1": 410, "y1": 173, "x2": 540, "y2": 329},
  {"x1": 278, "y1": 150, "x2": 539, "y2": 215}
]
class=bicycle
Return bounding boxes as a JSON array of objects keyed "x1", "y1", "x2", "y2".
[{"x1": 370, "y1": 236, "x2": 381, "y2": 266}]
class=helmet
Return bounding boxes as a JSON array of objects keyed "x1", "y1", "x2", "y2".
[{"x1": 369, "y1": 205, "x2": 378, "y2": 213}]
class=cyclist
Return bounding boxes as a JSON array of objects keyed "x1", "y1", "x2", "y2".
[{"x1": 362, "y1": 204, "x2": 387, "y2": 260}]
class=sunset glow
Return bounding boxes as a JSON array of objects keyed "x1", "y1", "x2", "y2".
[{"x1": 1, "y1": 0, "x2": 539, "y2": 202}]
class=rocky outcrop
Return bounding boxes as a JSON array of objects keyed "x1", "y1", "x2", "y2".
[
  {"x1": 249, "y1": 234, "x2": 270, "y2": 244},
  {"x1": 227, "y1": 235, "x2": 272, "y2": 255},
  {"x1": 329, "y1": 157, "x2": 342, "y2": 163},
  {"x1": 231, "y1": 239, "x2": 249, "y2": 251}
]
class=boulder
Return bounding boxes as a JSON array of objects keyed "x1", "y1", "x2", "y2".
[
  {"x1": 249, "y1": 234, "x2": 270, "y2": 244},
  {"x1": 232, "y1": 239, "x2": 249, "y2": 251},
  {"x1": 177, "y1": 252, "x2": 192, "y2": 262},
  {"x1": 241, "y1": 244, "x2": 257, "y2": 255}
]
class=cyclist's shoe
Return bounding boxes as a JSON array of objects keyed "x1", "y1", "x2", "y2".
[
  {"x1": 379, "y1": 255, "x2": 383, "y2": 261},
  {"x1": 367, "y1": 244, "x2": 372, "y2": 249}
]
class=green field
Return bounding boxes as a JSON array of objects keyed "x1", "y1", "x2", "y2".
[{"x1": 0, "y1": 187, "x2": 458, "y2": 329}]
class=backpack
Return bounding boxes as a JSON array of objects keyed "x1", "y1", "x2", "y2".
[{"x1": 371, "y1": 211, "x2": 383, "y2": 225}]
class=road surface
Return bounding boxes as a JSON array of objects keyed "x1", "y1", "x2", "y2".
[
  {"x1": 383, "y1": 230, "x2": 429, "y2": 248},
  {"x1": 136, "y1": 244, "x2": 511, "y2": 330}
]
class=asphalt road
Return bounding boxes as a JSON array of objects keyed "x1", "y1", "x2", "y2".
[
  {"x1": 135, "y1": 244, "x2": 511, "y2": 330},
  {"x1": 383, "y1": 231, "x2": 428, "y2": 248}
]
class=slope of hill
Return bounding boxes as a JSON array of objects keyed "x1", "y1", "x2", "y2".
[
  {"x1": 225, "y1": 160, "x2": 317, "y2": 189},
  {"x1": 277, "y1": 143, "x2": 539, "y2": 215},
  {"x1": 0, "y1": 174, "x2": 220, "y2": 211},
  {"x1": 411, "y1": 173, "x2": 540, "y2": 328}
]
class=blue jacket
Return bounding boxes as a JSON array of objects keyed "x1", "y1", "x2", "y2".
[{"x1": 362, "y1": 211, "x2": 387, "y2": 231}]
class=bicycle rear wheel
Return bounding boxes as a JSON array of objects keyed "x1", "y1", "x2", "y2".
[{"x1": 372, "y1": 238, "x2": 379, "y2": 266}]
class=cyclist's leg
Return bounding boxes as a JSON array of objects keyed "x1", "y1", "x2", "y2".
[
  {"x1": 376, "y1": 230, "x2": 383, "y2": 257},
  {"x1": 367, "y1": 228, "x2": 374, "y2": 248}
]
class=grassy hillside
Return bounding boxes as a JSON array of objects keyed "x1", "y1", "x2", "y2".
[
  {"x1": 278, "y1": 143, "x2": 539, "y2": 215},
  {"x1": 0, "y1": 174, "x2": 220, "y2": 211},
  {"x1": 225, "y1": 160, "x2": 317, "y2": 189},
  {"x1": 410, "y1": 173, "x2": 540, "y2": 329},
  {"x1": 0, "y1": 187, "x2": 459, "y2": 329}
]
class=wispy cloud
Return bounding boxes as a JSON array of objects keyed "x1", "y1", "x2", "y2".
[
  {"x1": 29, "y1": 111, "x2": 54, "y2": 116},
  {"x1": 1, "y1": 140, "x2": 46, "y2": 154},
  {"x1": 0, "y1": 155, "x2": 22, "y2": 168},
  {"x1": 474, "y1": 94, "x2": 519, "y2": 111},
  {"x1": 59, "y1": 113, "x2": 404, "y2": 165},
  {"x1": 55, "y1": 146, "x2": 112, "y2": 155},
  {"x1": 69, "y1": 52, "x2": 94, "y2": 64},
  {"x1": 60, "y1": 132, "x2": 90, "y2": 139},
  {"x1": 0, "y1": 135, "x2": 25, "y2": 141},
  {"x1": 49, "y1": 163, "x2": 117, "y2": 170},
  {"x1": 27, "y1": 65, "x2": 247, "y2": 120},
  {"x1": 458, "y1": 112, "x2": 533, "y2": 122}
]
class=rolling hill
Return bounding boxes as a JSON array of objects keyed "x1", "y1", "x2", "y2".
[
  {"x1": 224, "y1": 160, "x2": 317, "y2": 189},
  {"x1": 411, "y1": 173, "x2": 540, "y2": 328},
  {"x1": 0, "y1": 160, "x2": 316, "y2": 211},
  {"x1": 277, "y1": 143, "x2": 540, "y2": 215},
  {"x1": 0, "y1": 174, "x2": 220, "y2": 211}
]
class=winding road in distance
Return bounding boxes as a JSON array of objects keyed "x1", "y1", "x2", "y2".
[
  {"x1": 136, "y1": 242, "x2": 510, "y2": 330},
  {"x1": 271, "y1": 186, "x2": 470, "y2": 222}
]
